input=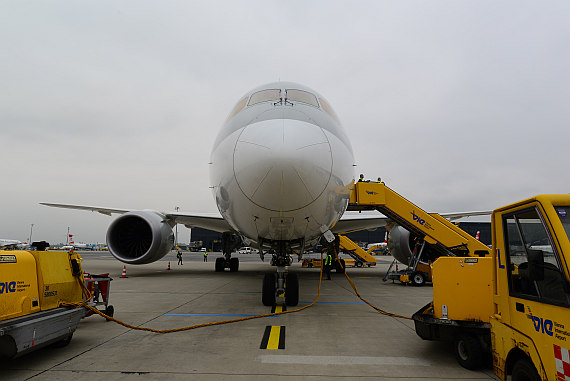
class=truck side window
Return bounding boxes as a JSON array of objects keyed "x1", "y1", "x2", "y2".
[{"x1": 504, "y1": 208, "x2": 569, "y2": 305}]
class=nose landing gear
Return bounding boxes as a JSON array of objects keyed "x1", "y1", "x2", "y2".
[{"x1": 261, "y1": 244, "x2": 299, "y2": 306}]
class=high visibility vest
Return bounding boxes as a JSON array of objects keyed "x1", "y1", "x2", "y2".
[{"x1": 325, "y1": 255, "x2": 332, "y2": 266}]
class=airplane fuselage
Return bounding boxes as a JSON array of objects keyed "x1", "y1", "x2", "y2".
[{"x1": 210, "y1": 82, "x2": 355, "y2": 251}]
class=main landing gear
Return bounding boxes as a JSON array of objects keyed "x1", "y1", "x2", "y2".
[
  {"x1": 261, "y1": 243, "x2": 299, "y2": 307},
  {"x1": 215, "y1": 232, "x2": 241, "y2": 272}
]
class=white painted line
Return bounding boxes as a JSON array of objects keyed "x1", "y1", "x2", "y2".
[{"x1": 258, "y1": 355, "x2": 432, "y2": 366}]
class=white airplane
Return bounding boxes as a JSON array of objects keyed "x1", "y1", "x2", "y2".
[
  {"x1": 366, "y1": 242, "x2": 388, "y2": 253},
  {"x1": 42, "y1": 82, "x2": 487, "y2": 306},
  {"x1": 0, "y1": 239, "x2": 23, "y2": 249}
]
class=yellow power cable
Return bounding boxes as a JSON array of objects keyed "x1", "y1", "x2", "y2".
[
  {"x1": 325, "y1": 248, "x2": 412, "y2": 320},
  {"x1": 340, "y1": 264, "x2": 411, "y2": 320},
  {"x1": 63, "y1": 249, "x2": 411, "y2": 334},
  {"x1": 62, "y1": 253, "x2": 326, "y2": 333}
]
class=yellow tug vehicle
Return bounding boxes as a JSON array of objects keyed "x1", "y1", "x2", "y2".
[
  {"x1": 349, "y1": 182, "x2": 570, "y2": 380},
  {"x1": 0, "y1": 250, "x2": 86, "y2": 358}
]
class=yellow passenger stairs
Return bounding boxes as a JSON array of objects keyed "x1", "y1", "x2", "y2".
[
  {"x1": 348, "y1": 182, "x2": 490, "y2": 258},
  {"x1": 347, "y1": 182, "x2": 490, "y2": 286},
  {"x1": 338, "y1": 235, "x2": 376, "y2": 267}
]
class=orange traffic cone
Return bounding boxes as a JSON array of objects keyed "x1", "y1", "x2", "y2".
[
  {"x1": 121, "y1": 265, "x2": 128, "y2": 278},
  {"x1": 167, "y1": 261, "x2": 171, "y2": 270}
]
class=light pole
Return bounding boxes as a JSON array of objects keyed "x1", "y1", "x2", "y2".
[
  {"x1": 175, "y1": 206, "x2": 179, "y2": 249},
  {"x1": 29, "y1": 224, "x2": 34, "y2": 245}
]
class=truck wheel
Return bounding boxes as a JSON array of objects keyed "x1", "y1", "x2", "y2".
[
  {"x1": 411, "y1": 271, "x2": 426, "y2": 287},
  {"x1": 52, "y1": 333, "x2": 73, "y2": 348},
  {"x1": 453, "y1": 334, "x2": 483, "y2": 370},
  {"x1": 512, "y1": 358, "x2": 540, "y2": 381},
  {"x1": 356, "y1": 261, "x2": 363, "y2": 268}
]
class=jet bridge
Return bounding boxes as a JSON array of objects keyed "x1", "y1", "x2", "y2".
[{"x1": 347, "y1": 182, "x2": 490, "y2": 285}]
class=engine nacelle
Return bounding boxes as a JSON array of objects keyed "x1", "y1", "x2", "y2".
[
  {"x1": 387, "y1": 226, "x2": 413, "y2": 265},
  {"x1": 106, "y1": 210, "x2": 174, "y2": 264}
]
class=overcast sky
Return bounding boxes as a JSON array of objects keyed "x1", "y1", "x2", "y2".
[{"x1": 1, "y1": 1, "x2": 569, "y2": 244}]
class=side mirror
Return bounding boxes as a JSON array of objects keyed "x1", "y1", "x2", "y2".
[{"x1": 527, "y1": 249, "x2": 545, "y2": 282}]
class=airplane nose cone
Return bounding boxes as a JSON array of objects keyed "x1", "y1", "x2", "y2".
[{"x1": 233, "y1": 119, "x2": 332, "y2": 212}]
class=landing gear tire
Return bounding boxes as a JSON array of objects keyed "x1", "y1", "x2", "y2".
[
  {"x1": 512, "y1": 358, "x2": 540, "y2": 381},
  {"x1": 229, "y1": 257, "x2": 239, "y2": 272},
  {"x1": 285, "y1": 273, "x2": 299, "y2": 306},
  {"x1": 262, "y1": 273, "x2": 276, "y2": 306},
  {"x1": 215, "y1": 257, "x2": 224, "y2": 272},
  {"x1": 411, "y1": 271, "x2": 426, "y2": 287},
  {"x1": 453, "y1": 334, "x2": 483, "y2": 370}
]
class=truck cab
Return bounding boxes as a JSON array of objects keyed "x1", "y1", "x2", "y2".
[{"x1": 491, "y1": 195, "x2": 570, "y2": 380}]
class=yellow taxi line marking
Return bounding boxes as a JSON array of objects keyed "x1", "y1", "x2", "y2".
[
  {"x1": 271, "y1": 304, "x2": 286, "y2": 313},
  {"x1": 260, "y1": 326, "x2": 285, "y2": 350},
  {"x1": 267, "y1": 326, "x2": 282, "y2": 349}
]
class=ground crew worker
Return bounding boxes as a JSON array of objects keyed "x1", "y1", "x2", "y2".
[
  {"x1": 177, "y1": 250, "x2": 183, "y2": 265},
  {"x1": 376, "y1": 177, "x2": 383, "y2": 183},
  {"x1": 358, "y1": 173, "x2": 365, "y2": 182},
  {"x1": 324, "y1": 251, "x2": 333, "y2": 280},
  {"x1": 203, "y1": 250, "x2": 208, "y2": 262}
]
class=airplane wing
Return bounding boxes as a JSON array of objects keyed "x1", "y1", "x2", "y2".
[
  {"x1": 332, "y1": 214, "x2": 388, "y2": 233},
  {"x1": 41, "y1": 202, "x2": 488, "y2": 236},
  {"x1": 439, "y1": 211, "x2": 492, "y2": 221},
  {"x1": 40, "y1": 203, "x2": 233, "y2": 233},
  {"x1": 332, "y1": 210, "x2": 491, "y2": 234},
  {"x1": 166, "y1": 212, "x2": 234, "y2": 233},
  {"x1": 40, "y1": 203, "x2": 131, "y2": 216}
]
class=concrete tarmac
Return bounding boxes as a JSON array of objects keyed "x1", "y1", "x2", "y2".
[{"x1": 1, "y1": 251, "x2": 499, "y2": 380}]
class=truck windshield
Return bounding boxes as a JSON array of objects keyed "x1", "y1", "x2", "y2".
[
  {"x1": 554, "y1": 206, "x2": 570, "y2": 244},
  {"x1": 504, "y1": 207, "x2": 569, "y2": 305}
]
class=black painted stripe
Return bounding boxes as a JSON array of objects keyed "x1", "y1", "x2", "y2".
[
  {"x1": 260, "y1": 326, "x2": 272, "y2": 349},
  {"x1": 278, "y1": 326, "x2": 286, "y2": 349},
  {"x1": 260, "y1": 325, "x2": 286, "y2": 350}
]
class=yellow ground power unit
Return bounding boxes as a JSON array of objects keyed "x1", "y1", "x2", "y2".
[{"x1": 0, "y1": 250, "x2": 86, "y2": 358}]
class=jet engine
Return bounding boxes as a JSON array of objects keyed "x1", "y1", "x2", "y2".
[
  {"x1": 388, "y1": 226, "x2": 444, "y2": 266},
  {"x1": 387, "y1": 226, "x2": 414, "y2": 266},
  {"x1": 106, "y1": 210, "x2": 174, "y2": 264}
]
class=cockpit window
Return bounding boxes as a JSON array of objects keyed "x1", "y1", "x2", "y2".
[
  {"x1": 319, "y1": 97, "x2": 340, "y2": 123},
  {"x1": 248, "y1": 89, "x2": 282, "y2": 106},
  {"x1": 286, "y1": 89, "x2": 319, "y2": 107},
  {"x1": 226, "y1": 96, "x2": 248, "y2": 121}
]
